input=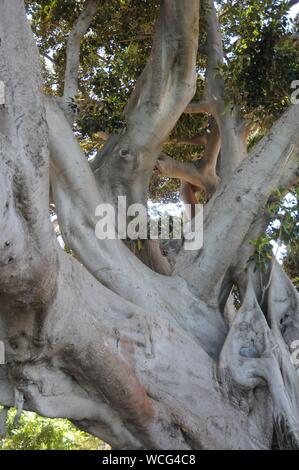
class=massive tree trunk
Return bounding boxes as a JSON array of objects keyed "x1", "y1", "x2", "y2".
[{"x1": 0, "y1": 0, "x2": 299, "y2": 450}]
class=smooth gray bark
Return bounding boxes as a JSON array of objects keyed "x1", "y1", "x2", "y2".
[{"x1": 0, "y1": 0, "x2": 299, "y2": 450}]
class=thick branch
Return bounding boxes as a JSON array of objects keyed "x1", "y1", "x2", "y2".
[
  {"x1": 203, "y1": 0, "x2": 224, "y2": 109},
  {"x1": 125, "y1": 0, "x2": 199, "y2": 152},
  {"x1": 184, "y1": 100, "x2": 212, "y2": 115},
  {"x1": 63, "y1": 0, "x2": 99, "y2": 105},
  {"x1": 176, "y1": 104, "x2": 299, "y2": 304},
  {"x1": 92, "y1": 0, "x2": 200, "y2": 209},
  {"x1": 157, "y1": 118, "x2": 221, "y2": 198},
  {"x1": 196, "y1": 117, "x2": 220, "y2": 176},
  {"x1": 180, "y1": 181, "x2": 198, "y2": 208},
  {"x1": 0, "y1": 0, "x2": 56, "y2": 299},
  {"x1": 187, "y1": 1, "x2": 246, "y2": 179},
  {"x1": 47, "y1": 97, "x2": 147, "y2": 292},
  {"x1": 156, "y1": 154, "x2": 206, "y2": 188}
]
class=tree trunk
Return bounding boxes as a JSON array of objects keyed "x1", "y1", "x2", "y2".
[{"x1": 0, "y1": 0, "x2": 299, "y2": 450}]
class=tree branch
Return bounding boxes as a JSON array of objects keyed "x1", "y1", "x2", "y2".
[
  {"x1": 196, "y1": 117, "x2": 220, "y2": 175},
  {"x1": 157, "y1": 118, "x2": 221, "y2": 198},
  {"x1": 124, "y1": 0, "x2": 199, "y2": 151},
  {"x1": 156, "y1": 153, "x2": 207, "y2": 188},
  {"x1": 205, "y1": 0, "x2": 247, "y2": 179},
  {"x1": 92, "y1": 0, "x2": 200, "y2": 209},
  {"x1": 185, "y1": 2, "x2": 247, "y2": 180},
  {"x1": 184, "y1": 100, "x2": 212, "y2": 115},
  {"x1": 203, "y1": 0, "x2": 224, "y2": 110},
  {"x1": 180, "y1": 1, "x2": 226, "y2": 120},
  {"x1": 47, "y1": 97, "x2": 141, "y2": 287},
  {"x1": 0, "y1": 0, "x2": 56, "y2": 300},
  {"x1": 166, "y1": 134, "x2": 208, "y2": 146},
  {"x1": 176, "y1": 104, "x2": 299, "y2": 304},
  {"x1": 63, "y1": 0, "x2": 99, "y2": 106}
]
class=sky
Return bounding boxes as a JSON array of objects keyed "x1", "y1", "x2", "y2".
[{"x1": 290, "y1": 3, "x2": 299, "y2": 19}]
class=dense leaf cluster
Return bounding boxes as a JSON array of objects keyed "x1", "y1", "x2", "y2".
[{"x1": 0, "y1": 408, "x2": 109, "y2": 450}]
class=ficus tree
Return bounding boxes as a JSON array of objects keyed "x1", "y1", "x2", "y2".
[{"x1": 0, "y1": 0, "x2": 299, "y2": 450}]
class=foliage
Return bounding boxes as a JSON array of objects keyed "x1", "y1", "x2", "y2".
[
  {"x1": 220, "y1": 0, "x2": 299, "y2": 127},
  {"x1": 249, "y1": 186, "x2": 299, "y2": 285},
  {"x1": 271, "y1": 187, "x2": 299, "y2": 288},
  {"x1": 249, "y1": 235, "x2": 274, "y2": 273},
  {"x1": 0, "y1": 408, "x2": 109, "y2": 450}
]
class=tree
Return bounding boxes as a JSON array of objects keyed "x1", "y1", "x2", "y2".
[
  {"x1": 0, "y1": 0, "x2": 298, "y2": 450},
  {"x1": 0, "y1": 409, "x2": 109, "y2": 450}
]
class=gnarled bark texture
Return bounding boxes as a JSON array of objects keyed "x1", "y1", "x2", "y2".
[{"x1": 0, "y1": 0, "x2": 299, "y2": 450}]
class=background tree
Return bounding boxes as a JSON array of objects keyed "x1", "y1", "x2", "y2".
[
  {"x1": 0, "y1": 0, "x2": 298, "y2": 450},
  {"x1": 0, "y1": 408, "x2": 109, "y2": 449}
]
